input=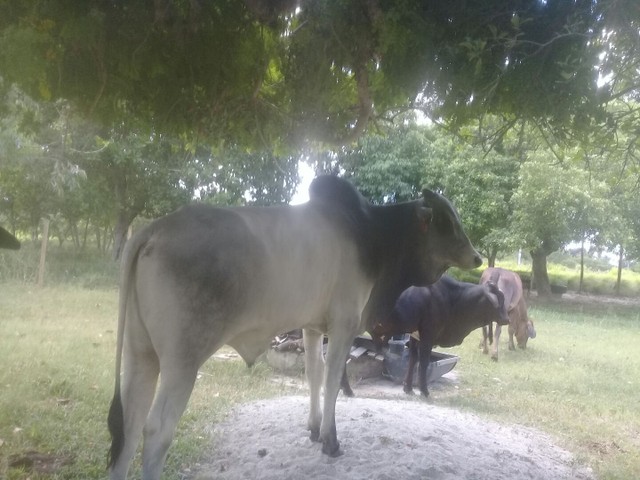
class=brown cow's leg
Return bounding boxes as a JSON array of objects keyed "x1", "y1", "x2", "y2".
[
  {"x1": 481, "y1": 325, "x2": 490, "y2": 354},
  {"x1": 491, "y1": 324, "x2": 502, "y2": 361},
  {"x1": 508, "y1": 327, "x2": 516, "y2": 350},
  {"x1": 403, "y1": 337, "x2": 417, "y2": 394}
]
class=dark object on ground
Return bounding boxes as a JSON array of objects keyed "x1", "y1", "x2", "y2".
[
  {"x1": 0, "y1": 226, "x2": 20, "y2": 250},
  {"x1": 382, "y1": 337, "x2": 459, "y2": 385}
]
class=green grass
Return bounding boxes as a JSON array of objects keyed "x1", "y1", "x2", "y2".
[
  {"x1": 0, "y1": 282, "x2": 290, "y2": 479},
  {"x1": 442, "y1": 298, "x2": 640, "y2": 480},
  {"x1": 1, "y1": 281, "x2": 639, "y2": 479}
]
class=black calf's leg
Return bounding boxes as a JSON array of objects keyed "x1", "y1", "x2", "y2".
[
  {"x1": 403, "y1": 337, "x2": 418, "y2": 394},
  {"x1": 418, "y1": 341, "x2": 433, "y2": 398}
]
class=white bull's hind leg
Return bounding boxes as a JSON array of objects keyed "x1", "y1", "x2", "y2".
[
  {"x1": 140, "y1": 363, "x2": 198, "y2": 480},
  {"x1": 320, "y1": 320, "x2": 358, "y2": 457},
  {"x1": 110, "y1": 348, "x2": 160, "y2": 480},
  {"x1": 303, "y1": 329, "x2": 323, "y2": 442}
]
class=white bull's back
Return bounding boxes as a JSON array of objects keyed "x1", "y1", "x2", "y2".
[{"x1": 131, "y1": 203, "x2": 372, "y2": 366}]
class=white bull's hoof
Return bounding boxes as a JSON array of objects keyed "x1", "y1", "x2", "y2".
[
  {"x1": 322, "y1": 439, "x2": 343, "y2": 457},
  {"x1": 309, "y1": 428, "x2": 320, "y2": 442}
]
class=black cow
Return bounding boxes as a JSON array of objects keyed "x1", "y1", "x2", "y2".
[
  {"x1": 363, "y1": 276, "x2": 509, "y2": 397},
  {"x1": 107, "y1": 175, "x2": 482, "y2": 479}
]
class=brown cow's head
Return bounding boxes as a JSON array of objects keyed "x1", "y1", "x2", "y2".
[{"x1": 514, "y1": 318, "x2": 536, "y2": 349}]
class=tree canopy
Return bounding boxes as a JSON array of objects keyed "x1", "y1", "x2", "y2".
[{"x1": 1, "y1": 0, "x2": 637, "y2": 148}]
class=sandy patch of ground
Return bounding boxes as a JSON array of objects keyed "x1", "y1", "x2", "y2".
[
  {"x1": 190, "y1": 291, "x2": 631, "y2": 480},
  {"x1": 191, "y1": 391, "x2": 593, "y2": 480}
]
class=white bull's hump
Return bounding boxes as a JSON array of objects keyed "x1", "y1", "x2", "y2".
[{"x1": 225, "y1": 203, "x2": 375, "y2": 334}]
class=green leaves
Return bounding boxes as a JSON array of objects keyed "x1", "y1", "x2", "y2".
[{"x1": 2, "y1": 0, "x2": 633, "y2": 148}]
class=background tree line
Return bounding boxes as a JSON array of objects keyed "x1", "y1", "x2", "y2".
[
  {"x1": 1, "y1": 86, "x2": 638, "y2": 296},
  {"x1": 332, "y1": 115, "x2": 639, "y2": 296},
  {"x1": 1, "y1": 0, "x2": 639, "y2": 295}
]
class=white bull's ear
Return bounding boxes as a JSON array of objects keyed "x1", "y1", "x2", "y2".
[{"x1": 416, "y1": 206, "x2": 433, "y2": 232}]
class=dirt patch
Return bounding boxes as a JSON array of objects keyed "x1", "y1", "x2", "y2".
[
  {"x1": 191, "y1": 395, "x2": 593, "y2": 480},
  {"x1": 8, "y1": 451, "x2": 73, "y2": 474},
  {"x1": 190, "y1": 292, "x2": 629, "y2": 479}
]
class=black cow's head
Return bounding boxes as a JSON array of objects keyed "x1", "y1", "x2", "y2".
[{"x1": 411, "y1": 190, "x2": 482, "y2": 285}]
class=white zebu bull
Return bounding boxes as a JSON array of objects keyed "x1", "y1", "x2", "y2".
[{"x1": 107, "y1": 175, "x2": 482, "y2": 479}]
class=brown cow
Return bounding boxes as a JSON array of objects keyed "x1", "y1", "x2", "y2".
[{"x1": 480, "y1": 267, "x2": 536, "y2": 361}]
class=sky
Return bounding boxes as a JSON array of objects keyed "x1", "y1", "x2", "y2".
[{"x1": 289, "y1": 160, "x2": 315, "y2": 205}]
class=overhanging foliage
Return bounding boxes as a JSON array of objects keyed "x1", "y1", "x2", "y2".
[{"x1": 1, "y1": 0, "x2": 637, "y2": 148}]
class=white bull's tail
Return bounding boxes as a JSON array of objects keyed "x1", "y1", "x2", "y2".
[{"x1": 107, "y1": 229, "x2": 151, "y2": 469}]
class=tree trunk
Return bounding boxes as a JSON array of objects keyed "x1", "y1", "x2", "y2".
[
  {"x1": 37, "y1": 218, "x2": 50, "y2": 287},
  {"x1": 530, "y1": 248, "x2": 552, "y2": 297},
  {"x1": 81, "y1": 219, "x2": 90, "y2": 251},
  {"x1": 579, "y1": 237, "x2": 585, "y2": 294},
  {"x1": 105, "y1": 227, "x2": 114, "y2": 253},
  {"x1": 616, "y1": 245, "x2": 623, "y2": 296},
  {"x1": 487, "y1": 247, "x2": 498, "y2": 268},
  {"x1": 95, "y1": 226, "x2": 102, "y2": 252}
]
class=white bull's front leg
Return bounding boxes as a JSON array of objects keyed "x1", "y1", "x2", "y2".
[
  {"x1": 319, "y1": 318, "x2": 360, "y2": 456},
  {"x1": 303, "y1": 329, "x2": 324, "y2": 442}
]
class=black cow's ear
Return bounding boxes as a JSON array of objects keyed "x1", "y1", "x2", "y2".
[
  {"x1": 416, "y1": 206, "x2": 432, "y2": 232},
  {"x1": 422, "y1": 189, "x2": 437, "y2": 198},
  {"x1": 486, "y1": 290, "x2": 500, "y2": 309},
  {"x1": 486, "y1": 283, "x2": 504, "y2": 308}
]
